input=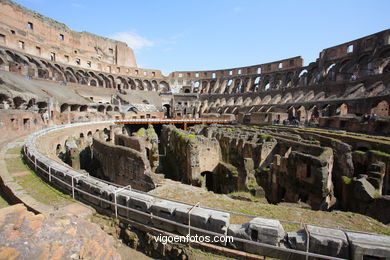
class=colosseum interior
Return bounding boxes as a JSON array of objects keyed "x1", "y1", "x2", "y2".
[{"x1": 0, "y1": 0, "x2": 389, "y2": 259}]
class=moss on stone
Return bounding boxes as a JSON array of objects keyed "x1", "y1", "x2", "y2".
[
  {"x1": 136, "y1": 128, "x2": 145, "y2": 136},
  {"x1": 371, "y1": 150, "x2": 390, "y2": 157},
  {"x1": 353, "y1": 150, "x2": 367, "y2": 155},
  {"x1": 342, "y1": 176, "x2": 352, "y2": 185}
]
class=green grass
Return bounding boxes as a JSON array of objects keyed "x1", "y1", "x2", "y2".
[
  {"x1": 5, "y1": 148, "x2": 73, "y2": 208},
  {"x1": 6, "y1": 146, "x2": 22, "y2": 155},
  {"x1": 6, "y1": 157, "x2": 28, "y2": 173},
  {"x1": 0, "y1": 195, "x2": 9, "y2": 209},
  {"x1": 152, "y1": 183, "x2": 390, "y2": 235}
]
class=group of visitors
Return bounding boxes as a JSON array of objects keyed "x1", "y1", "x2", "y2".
[{"x1": 362, "y1": 113, "x2": 378, "y2": 123}]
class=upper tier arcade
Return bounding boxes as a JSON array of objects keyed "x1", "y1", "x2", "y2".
[
  {"x1": 168, "y1": 29, "x2": 390, "y2": 95},
  {"x1": 0, "y1": 0, "x2": 140, "y2": 71}
]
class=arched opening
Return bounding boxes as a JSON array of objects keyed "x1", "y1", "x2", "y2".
[
  {"x1": 70, "y1": 104, "x2": 79, "y2": 112},
  {"x1": 163, "y1": 104, "x2": 171, "y2": 118},
  {"x1": 193, "y1": 81, "x2": 200, "y2": 93},
  {"x1": 371, "y1": 100, "x2": 389, "y2": 116},
  {"x1": 89, "y1": 79, "x2": 97, "y2": 86},
  {"x1": 296, "y1": 106, "x2": 306, "y2": 121},
  {"x1": 201, "y1": 171, "x2": 214, "y2": 192},
  {"x1": 60, "y1": 103, "x2": 69, "y2": 113},
  {"x1": 97, "y1": 105, "x2": 105, "y2": 113}
]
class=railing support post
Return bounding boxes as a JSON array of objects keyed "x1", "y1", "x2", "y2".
[
  {"x1": 188, "y1": 202, "x2": 200, "y2": 246},
  {"x1": 114, "y1": 192, "x2": 118, "y2": 218},
  {"x1": 71, "y1": 176, "x2": 75, "y2": 198},
  {"x1": 48, "y1": 166, "x2": 51, "y2": 182}
]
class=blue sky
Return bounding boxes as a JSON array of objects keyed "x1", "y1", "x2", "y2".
[{"x1": 14, "y1": 0, "x2": 390, "y2": 75}]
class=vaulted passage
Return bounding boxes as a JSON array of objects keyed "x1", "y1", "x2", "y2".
[{"x1": 201, "y1": 171, "x2": 214, "y2": 191}]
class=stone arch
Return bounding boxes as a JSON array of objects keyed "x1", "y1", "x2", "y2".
[
  {"x1": 13, "y1": 96, "x2": 26, "y2": 109},
  {"x1": 152, "y1": 80, "x2": 158, "y2": 91},
  {"x1": 285, "y1": 72, "x2": 295, "y2": 87},
  {"x1": 135, "y1": 79, "x2": 143, "y2": 90},
  {"x1": 337, "y1": 59, "x2": 354, "y2": 81},
  {"x1": 270, "y1": 94, "x2": 281, "y2": 104},
  {"x1": 303, "y1": 90, "x2": 315, "y2": 102},
  {"x1": 243, "y1": 97, "x2": 252, "y2": 106},
  {"x1": 60, "y1": 103, "x2": 69, "y2": 113},
  {"x1": 287, "y1": 106, "x2": 296, "y2": 120},
  {"x1": 252, "y1": 76, "x2": 261, "y2": 92},
  {"x1": 260, "y1": 95, "x2": 271, "y2": 105},
  {"x1": 200, "y1": 100, "x2": 209, "y2": 113},
  {"x1": 280, "y1": 92, "x2": 292, "y2": 104},
  {"x1": 226, "y1": 97, "x2": 235, "y2": 106},
  {"x1": 274, "y1": 73, "x2": 283, "y2": 89},
  {"x1": 336, "y1": 103, "x2": 348, "y2": 116},
  {"x1": 128, "y1": 78, "x2": 136, "y2": 90},
  {"x1": 65, "y1": 69, "x2": 77, "y2": 83},
  {"x1": 88, "y1": 72, "x2": 103, "y2": 87},
  {"x1": 293, "y1": 91, "x2": 305, "y2": 102},
  {"x1": 143, "y1": 80, "x2": 153, "y2": 91},
  {"x1": 371, "y1": 100, "x2": 389, "y2": 116},
  {"x1": 298, "y1": 69, "x2": 308, "y2": 86},
  {"x1": 232, "y1": 78, "x2": 242, "y2": 93},
  {"x1": 296, "y1": 106, "x2": 306, "y2": 121},
  {"x1": 252, "y1": 96, "x2": 261, "y2": 105},
  {"x1": 225, "y1": 79, "x2": 233, "y2": 94},
  {"x1": 116, "y1": 76, "x2": 129, "y2": 90},
  {"x1": 98, "y1": 74, "x2": 110, "y2": 88},
  {"x1": 70, "y1": 104, "x2": 80, "y2": 112},
  {"x1": 220, "y1": 98, "x2": 226, "y2": 107},
  {"x1": 262, "y1": 75, "x2": 271, "y2": 90},
  {"x1": 208, "y1": 80, "x2": 217, "y2": 93},
  {"x1": 89, "y1": 79, "x2": 97, "y2": 87},
  {"x1": 159, "y1": 81, "x2": 170, "y2": 92},
  {"x1": 313, "y1": 91, "x2": 326, "y2": 101},
  {"x1": 97, "y1": 105, "x2": 105, "y2": 113},
  {"x1": 76, "y1": 70, "x2": 88, "y2": 85},
  {"x1": 193, "y1": 81, "x2": 200, "y2": 93},
  {"x1": 235, "y1": 96, "x2": 243, "y2": 106}
]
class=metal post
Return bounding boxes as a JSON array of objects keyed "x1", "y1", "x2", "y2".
[
  {"x1": 303, "y1": 224, "x2": 310, "y2": 260},
  {"x1": 71, "y1": 176, "x2": 75, "y2": 198},
  {"x1": 113, "y1": 185, "x2": 132, "y2": 219},
  {"x1": 188, "y1": 202, "x2": 200, "y2": 245},
  {"x1": 48, "y1": 166, "x2": 51, "y2": 182},
  {"x1": 114, "y1": 193, "x2": 118, "y2": 218}
]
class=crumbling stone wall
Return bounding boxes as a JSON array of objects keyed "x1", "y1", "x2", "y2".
[
  {"x1": 160, "y1": 125, "x2": 221, "y2": 186},
  {"x1": 92, "y1": 138, "x2": 157, "y2": 191},
  {"x1": 115, "y1": 126, "x2": 160, "y2": 172}
]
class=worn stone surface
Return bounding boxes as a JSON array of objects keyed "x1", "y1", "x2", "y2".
[
  {"x1": 288, "y1": 225, "x2": 349, "y2": 259},
  {"x1": 346, "y1": 231, "x2": 390, "y2": 259},
  {"x1": 0, "y1": 204, "x2": 121, "y2": 260}
]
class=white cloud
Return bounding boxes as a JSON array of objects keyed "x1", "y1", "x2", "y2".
[
  {"x1": 109, "y1": 32, "x2": 154, "y2": 51},
  {"x1": 233, "y1": 6, "x2": 242, "y2": 12},
  {"x1": 70, "y1": 2, "x2": 83, "y2": 8}
]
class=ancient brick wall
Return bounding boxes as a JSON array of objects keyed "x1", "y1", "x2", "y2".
[{"x1": 92, "y1": 138, "x2": 157, "y2": 191}]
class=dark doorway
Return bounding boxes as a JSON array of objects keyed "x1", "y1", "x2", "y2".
[
  {"x1": 201, "y1": 171, "x2": 214, "y2": 191},
  {"x1": 163, "y1": 104, "x2": 171, "y2": 118}
]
